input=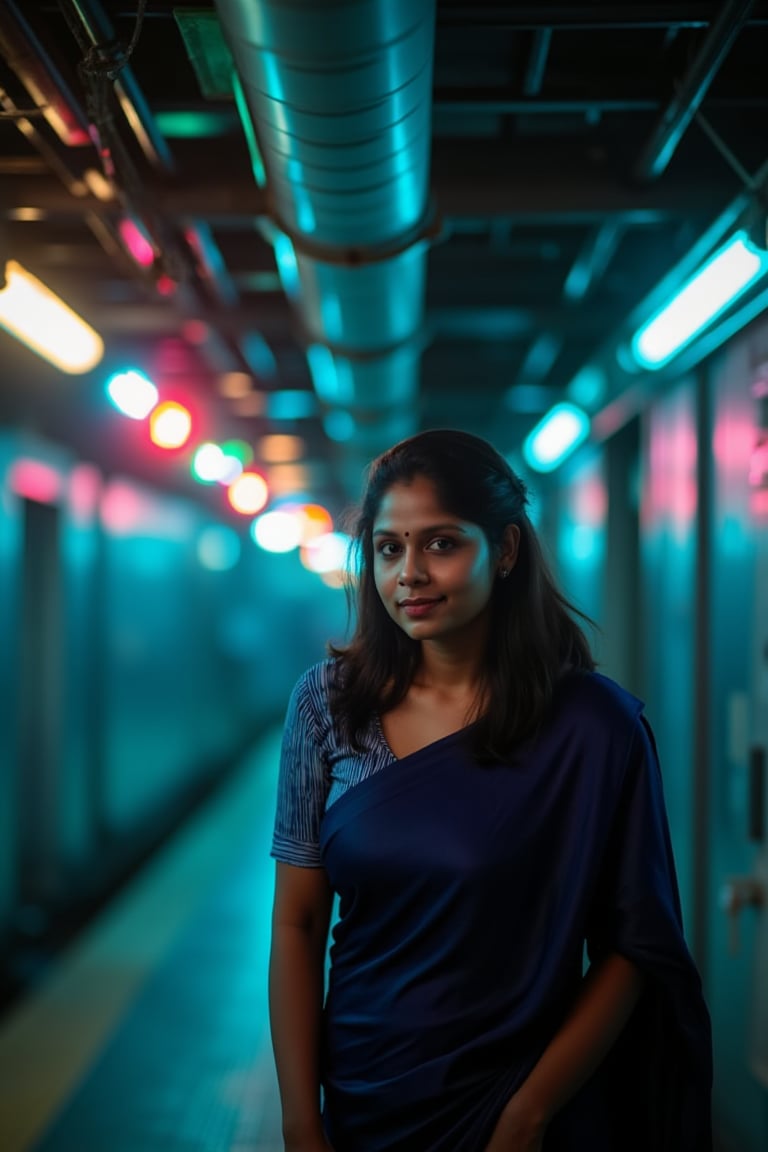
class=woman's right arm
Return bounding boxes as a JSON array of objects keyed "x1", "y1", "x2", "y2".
[{"x1": 269, "y1": 860, "x2": 334, "y2": 1151}]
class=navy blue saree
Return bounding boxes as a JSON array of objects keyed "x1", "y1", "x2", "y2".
[{"x1": 318, "y1": 672, "x2": 712, "y2": 1151}]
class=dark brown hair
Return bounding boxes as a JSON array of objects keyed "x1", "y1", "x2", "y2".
[{"x1": 330, "y1": 428, "x2": 595, "y2": 760}]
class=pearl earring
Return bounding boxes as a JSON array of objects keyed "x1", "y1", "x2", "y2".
[{"x1": 499, "y1": 568, "x2": 510, "y2": 579}]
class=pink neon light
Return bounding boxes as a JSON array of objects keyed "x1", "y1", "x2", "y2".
[
  {"x1": 156, "y1": 274, "x2": 176, "y2": 296},
  {"x1": 100, "y1": 481, "x2": 144, "y2": 535},
  {"x1": 68, "y1": 463, "x2": 101, "y2": 524},
  {"x1": 118, "y1": 217, "x2": 155, "y2": 268},
  {"x1": 751, "y1": 487, "x2": 768, "y2": 520},
  {"x1": 570, "y1": 473, "x2": 608, "y2": 527},
  {"x1": 8, "y1": 458, "x2": 63, "y2": 504},
  {"x1": 750, "y1": 439, "x2": 768, "y2": 489}
]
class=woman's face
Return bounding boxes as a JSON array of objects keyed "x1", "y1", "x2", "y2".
[{"x1": 371, "y1": 475, "x2": 503, "y2": 646}]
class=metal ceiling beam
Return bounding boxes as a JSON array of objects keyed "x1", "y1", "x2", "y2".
[
  {"x1": 0, "y1": 2, "x2": 91, "y2": 146},
  {"x1": 81, "y1": 3, "x2": 768, "y2": 26},
  {"x1": 83, "y1": 301, "x2": 613, "y2": 343},
  {"x1": 83, "y1": 301, "x2": 298, "y2": 339},
  {"x1": 562, "y1": 222, "x2": 625, "y2": 302},
  {"x1": 523, "y1": 29, "x2": 552, "y2": 97},
  {"x1": 435, "y1": 5, "x2": 768, "y2": 30},
  {"x1": 633, "y1": 0, "x2": 756, "y2": 181},
  {"x1": 434, "y1": 92, "x2": 659, "y2": 115},
  {"x1": 433, "y1": 92, "x2": 768, "y2": 117},
  {"x1": 2, "y1": 163, "x2": 737, "y2": 223}
]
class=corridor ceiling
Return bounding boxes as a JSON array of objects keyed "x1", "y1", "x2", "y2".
[{"x1": 1, "y1": 2, "x2": 767, "y2": 513}]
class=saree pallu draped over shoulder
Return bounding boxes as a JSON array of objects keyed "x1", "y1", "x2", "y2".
[{"x1": 318, "y1": 672, "x2": 712, "y2": 1152}]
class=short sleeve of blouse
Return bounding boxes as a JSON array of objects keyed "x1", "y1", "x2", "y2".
[{"x1": 270, "y1": 666, "x2": 330, "y2": 867}]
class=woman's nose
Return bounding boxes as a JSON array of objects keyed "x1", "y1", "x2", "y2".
[{"x1": 398, "y1": 549, "x2": 428, "y2": 585}]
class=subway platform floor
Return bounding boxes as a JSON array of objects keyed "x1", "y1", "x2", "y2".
[{"x1": 0, "y1": 729, "x2": 285, "y2": 1152}]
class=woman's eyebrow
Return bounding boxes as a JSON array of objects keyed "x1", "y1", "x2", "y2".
[{"x1": 372, "y1": 523, "x2": 468, "y2": 537}]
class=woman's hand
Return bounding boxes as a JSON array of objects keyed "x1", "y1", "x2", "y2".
[{"x1": 483, "y1": 1091, "x2": 547, "y2": 1152}]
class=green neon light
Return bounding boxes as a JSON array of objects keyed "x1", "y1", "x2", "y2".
[
  {"x1": 155, "y1": 110, "x2": 240, "y2": 139},
  {"x1": 231, "y1": 71, "x2": 267, "y2": 188}
]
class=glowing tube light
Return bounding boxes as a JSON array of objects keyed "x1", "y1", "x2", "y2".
[
  {"x1": 0, "y1": 261, "x2": 104, "y2": 373},
  {"x1": 632, "y1": 231, "x2": 768, "y2": 370},
  {"x1": 523, "y1": 403, "x2": 590, "y2": 473},
  {"x1": 106, "y1": 369, "x2": 158, "y2": 418}
]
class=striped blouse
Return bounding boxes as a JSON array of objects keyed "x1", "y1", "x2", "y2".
[{"x1": 271, "y1": 659, "x2": 396, "y2": 867}]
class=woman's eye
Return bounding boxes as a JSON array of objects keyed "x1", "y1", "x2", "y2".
[
  {"x1": 378, "y1": 541, "x2": 400, "y2": 557},
  {"x1": 428, "y1": 537, "x2": 455, "y2": 552}
]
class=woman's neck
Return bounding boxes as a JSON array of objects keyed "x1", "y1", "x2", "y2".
[{"x1": 414, "y1": 637, "x2": 487, "y2": 695}]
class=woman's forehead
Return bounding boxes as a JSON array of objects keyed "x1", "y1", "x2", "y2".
[{"x1": 373, "y1": 477, "x2": 472, "y2": 528}]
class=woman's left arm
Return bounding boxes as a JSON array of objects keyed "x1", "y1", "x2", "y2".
[{"x1": 484, "y1": 951, "x2": 645, "y2": 1152}]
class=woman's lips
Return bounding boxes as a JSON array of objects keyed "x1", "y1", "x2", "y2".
[{"x1": 399, "y1": 597, "x2": 445, "y2": 617}]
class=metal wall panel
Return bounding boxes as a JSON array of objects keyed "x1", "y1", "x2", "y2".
[
  {"x1": 0, "y1": 438, "x2": 24, "y2": 946},
  {"x1": 99, "y1": 484, "x2": 239, "y2": 830},
  {"x1": 705, "y1": 326, "x2": 768, "y2": 1152},
  {"x1": 553, "y1": 446, "x2": 608, "y2": 646},
  {"x1": 58, "y1": 464, "x2": 103, "y2": 884},
  {"x1": 638, "y1": 378, "x2": 699, "y2": 934}
]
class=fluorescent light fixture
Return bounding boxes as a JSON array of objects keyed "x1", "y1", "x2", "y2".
[
  {"x1": 0, "y1": 261, "x2": 104, "y2": 373},
  {"x1": 632, "y1": 230, "x2": 768, "y2": 370},
  {"x1": 523, "y1": 403, "x2": 590, "y2": 473}
]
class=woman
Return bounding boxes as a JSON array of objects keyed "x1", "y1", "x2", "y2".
[{"x1": 269, "y1": 429, "x2": 712, "y2": 1151}]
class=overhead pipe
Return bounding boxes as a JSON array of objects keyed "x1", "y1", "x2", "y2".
[
  {"x1": 0, "y1": 2, "x2": 91, "y2": 147},
  {"x1": 56, "y1": 0, "x2": 174, "y2": 171},
  {"x1": 633, "y1": 0, "x2": 755, "y2": 182},
  {"x1": 214, "y1": 0, "x2": 438, "y2": 488},
  {"x1": 50, "y1": 0, "x2": 258, "y2": 378}
]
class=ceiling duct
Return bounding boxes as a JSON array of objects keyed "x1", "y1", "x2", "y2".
[{"x1": 213, "y1": 0, "x2": 437, "y2": 492}]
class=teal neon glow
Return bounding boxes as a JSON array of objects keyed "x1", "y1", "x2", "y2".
[
  {"x1": 632, "y1": 231, "x2": 768, "y2": 369},
  {"x1": 197, "y1": 526, "x2": 241, "y2": 571},
  {"x1": 267, "y1": 391, "x2": 318, "y2": 420},
  {"x1": 106, "y1": 369, "x2": 158, "y2": 419},
  {"x1": 323, "y1": 410, "x2": 355, "y2": 442},
  {"x1": 274, "y1": 233, "x2": 301, "y2": 300},
  {"x1": 307, "y1": 345, "x2": 353, "y2": 406},
  {"x1": 523, "y1": 403, "x2": 590, "y2": 473}
]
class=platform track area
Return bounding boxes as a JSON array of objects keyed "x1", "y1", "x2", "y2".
[{"x1": 0, "y1": 731, "x2": 285, "y2": 1152}]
